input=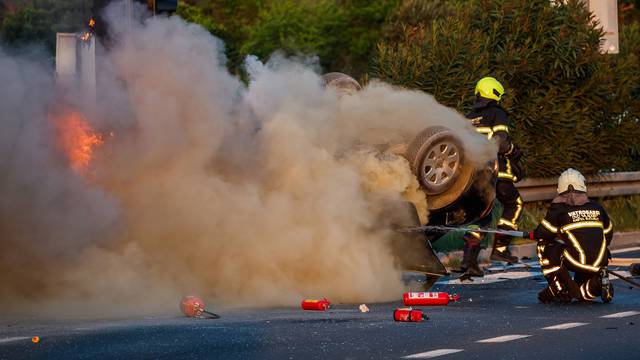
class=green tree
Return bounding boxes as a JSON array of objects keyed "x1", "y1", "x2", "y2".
[
  {"x1": 177, "y1": 0, "x2": 261, "y2": 76},
  {"x1": 240, "y1": 1, "x2": 337, "y2": 63},
  {"x1": 1, "y1": 0, "x2": 92, "y2": 53},
  {"x1": 620, "y1": 0, "x2": 640, "y2": 24},
  {"x1": 178, "y1": 0, "x2": 398, "y2": 78},
  {"x1": 374, "y1": 0, "x2": 640, "y2": 177}
]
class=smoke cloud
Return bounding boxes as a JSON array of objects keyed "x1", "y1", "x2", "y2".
[{"x1": 0, "y1": 3, "x2": 493, "y2": 317}]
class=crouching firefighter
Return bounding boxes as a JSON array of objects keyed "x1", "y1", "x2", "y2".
[
  {"x1": 529, "y1": 168, "x2": 614, "y2": 303},
  {"x1": 461, "y1": 77, "x2": 524, "y2": 276}
]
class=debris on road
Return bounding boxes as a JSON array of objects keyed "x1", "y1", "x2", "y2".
[
  {"x1": 180, "y1": 296, "x2": 221, "y2": 319},
  {"x1": 393, "y1": 308, "x2": 425, "y2": 322},
  {"x1": 403, "y1": 292, "x2": 461, "y2": 306},
  {"x1": 458, "y1": 274, "x2": 475, "y2": 282},
  {"x1": 301, "y1": 298, "x2": 331, "y2": 311},
  {"x1": 630, "y1": 263, "x2": 640, "y2": 276},
  {"x1": 359, "y1": 304, "x2": 370, "y2": 313}
]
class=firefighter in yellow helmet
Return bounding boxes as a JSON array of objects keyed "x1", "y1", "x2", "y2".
[
  {"x1": 529, "y1": 169, "x2": 613, "y2": 303},
  {"x1": 461, "y1": 77, "x2": 524, "y2": 276}
]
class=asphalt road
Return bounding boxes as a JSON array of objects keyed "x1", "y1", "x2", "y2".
[{"x1": 2, "y1": 249, "x2": 639, "y2": 360}]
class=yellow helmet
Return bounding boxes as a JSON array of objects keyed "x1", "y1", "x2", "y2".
[{"x1": 475, "y1": 77, "x2": 504, "y2": 101}]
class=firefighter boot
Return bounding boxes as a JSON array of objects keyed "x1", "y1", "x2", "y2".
[
  {"x1": 490, "y1": 234, "x2": 518, "y2": 264},
  {"x1": 555, "y1": 268, "x2": 582, "y2": 300},
  {"x1": 599, "y1": 267, "x2": 614, "y2": 303},
  {"x1": 462, "y1": 245, "x2": 484, "y2": 277},
  {"x1": 556, "y1": 289, "x2": 572, "y2": 303},
  {"x1": 537, "y1": 286, "x2": 571, "y2": 304},
  {"x1": 537, "y1": 286, "x2": 555, "y2": 304},
  {"x1": 458, "y1": 249, "x2": 469, "y2": 274}
]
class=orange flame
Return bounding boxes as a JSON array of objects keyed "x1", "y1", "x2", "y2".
[
  {"x1": 55, "y1": 111, "x2": 104, "y2": 173},
  {"x1": 79, "y1": 19, "x2": 95, "y2": 42},
  {"x1": 79, "y1": 31, "x2": 92, "y2": 42}
]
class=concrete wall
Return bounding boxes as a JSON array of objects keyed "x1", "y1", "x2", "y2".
[
  {"x1": 55, "y1": 33, "x2": 78, "y2": 85},
  {"x1": 588, "y1": 0, "x2": 619, "y2": 54}
]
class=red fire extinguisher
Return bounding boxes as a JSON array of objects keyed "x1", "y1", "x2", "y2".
[
  {"x1": 403, "y1": 292, "x2": 461, "y2": 306},
  {"x1": 301, "y1": 298, "x2": 331, "y2": 311},
  {"x1": 393, "y1": 308, "x2": 425, "y2": 322}
]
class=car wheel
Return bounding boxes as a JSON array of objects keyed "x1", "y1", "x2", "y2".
[{"x1": 406, "y1": 126, "x2": 475, "y2": 211}]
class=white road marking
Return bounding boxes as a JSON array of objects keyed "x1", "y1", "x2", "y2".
[
  {"x1": 439, "y1": 264, "x2": 635, "y2": 286},
  {"x1": 542, "y1": 322, "x2": 588, "y2": 330},
  {"x1": 437, "y1": 256, "x2": 635, "y2": 286},
  {"x1": 601, "y1": 311, "x2": 640, "y2": 319},
  {"x1": 438, "y1": 271, "x2": 538, "y2": 285},
  {"x1": 0, "y1": 336, "x2": 31, "y2": 344},
  {"x1": 403, "y1": 349, "x2": 464, "y2": 359},
  {"x1": 477, "y1": 334, "x2": 531, "y2": 343},
  {"x1": 485, "y1": 261, "x2": 540, "y2": 271},
  {"x1": 610, "y1": 246, "x2": 640, "y2": 254}
]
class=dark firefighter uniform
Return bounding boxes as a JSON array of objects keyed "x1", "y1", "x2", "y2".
[
  {"x1": 532, "y1": 195, "x2": 613, "y2": 302},
  {"x1": 465, "y1": 98, "x2": 524, "y2": 258}
]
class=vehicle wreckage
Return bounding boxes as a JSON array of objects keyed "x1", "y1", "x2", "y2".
[{"x1": 323, "y1": 72, "x2": 498, "y2": 289}]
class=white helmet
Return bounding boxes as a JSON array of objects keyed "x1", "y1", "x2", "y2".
[{"x1": 557, "y1": 168, "x2": 587, "y2": 194}]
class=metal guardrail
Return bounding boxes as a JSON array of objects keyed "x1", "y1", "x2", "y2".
[{"x1": 515, "y1": 171, "x2": 640, "y2": 202}]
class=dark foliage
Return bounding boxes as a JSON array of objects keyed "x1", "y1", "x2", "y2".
[{"x1": 374, "y1": 0, "x2": 640, "y2": 177}]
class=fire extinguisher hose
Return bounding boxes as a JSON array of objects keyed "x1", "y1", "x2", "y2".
[
  {"x1": 202, "y1": 310, "x2": 221, "y2": 319},
  {"x1": 608, "y1": 269, "x2": 640, "y2": 289}
]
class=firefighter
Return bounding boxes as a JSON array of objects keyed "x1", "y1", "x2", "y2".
[
  {"x1": 464, "y1": 77, "x2": 523, "y2": 274},
  {"x1": 530, "y1": 168, "x2": 614, "y2": 303}
]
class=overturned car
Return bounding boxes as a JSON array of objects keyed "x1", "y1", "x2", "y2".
[{"x1": 323, "y1": 72, "x2": 498, "y2": 288}]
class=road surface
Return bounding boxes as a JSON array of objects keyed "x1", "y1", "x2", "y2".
[{"x1": 2, "y1": 248, "x2": 639, "y2": 360}]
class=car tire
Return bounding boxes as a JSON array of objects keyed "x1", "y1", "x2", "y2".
[{"x1": 406, "y1": 126, "x2": 475, "y2": 211}]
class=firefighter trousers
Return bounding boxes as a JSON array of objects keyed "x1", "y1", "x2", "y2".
[
  {"x1": 494, "y1": 180, "x2": 523, "y2": 251},
  {"x1": 537, "y1": 241, "x2": 604, "y2": 301}
]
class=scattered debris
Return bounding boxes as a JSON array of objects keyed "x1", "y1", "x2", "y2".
[
  {"x1": 459, "y1": 274, "x2": 475, "y2": 282},
  {"x1": 393, "y1": 308, "x2": 425, "y2": 322},
  {"x1": 630, "y1": 263, "x2": 640, "y2": 276},
  {"x1": 301, "y1": 298, "x2": 331, "y2": 311},
  {"x1": 359, "y1": 304, "x2": 370, "y2": 313}
]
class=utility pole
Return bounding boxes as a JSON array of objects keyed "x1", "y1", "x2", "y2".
[
  {"x1": 125, "y1": 0, "x2": 133, "y2": 33},
  {"x1": 147, "y1": 0, "x2": 178, "y2": 15}
]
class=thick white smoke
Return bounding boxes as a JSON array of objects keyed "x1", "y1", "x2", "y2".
[{"x1": 0, "y1": 3, "x2": 492, "y2": 317}]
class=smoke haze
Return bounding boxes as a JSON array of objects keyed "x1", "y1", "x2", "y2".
[{"x1": 0, "y1": 2, "x2": 493, "y2": 317}]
